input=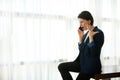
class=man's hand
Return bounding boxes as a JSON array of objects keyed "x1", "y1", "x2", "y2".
[
  {"x1": 88, "y1": 31, "x2": 99, "y2": 43},
  {"x1": 88, "y1": 31, "x2": 99, "y2": 38},
  {"x1": 78, "y1": 29, "x2": 84, "y2": 43},
  {"x1": 87, "y1": 24, "x2": 99, "y2": 43}
]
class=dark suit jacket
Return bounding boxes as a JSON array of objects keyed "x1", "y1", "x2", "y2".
[{"x1": 75, "y1": 26, "x2": 104, "y2": 74}]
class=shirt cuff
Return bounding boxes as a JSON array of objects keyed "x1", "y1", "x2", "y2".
[{"x1": 87, "y1": 41, "x2": 95, "y2": 47}]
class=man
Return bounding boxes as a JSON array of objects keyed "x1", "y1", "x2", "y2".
[{"x1": 58, "y1": 11, "x2": 104, "y2": 80}]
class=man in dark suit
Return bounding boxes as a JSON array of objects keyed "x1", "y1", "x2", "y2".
[{"x1": 58, "y1": 11, "x2": 104, "y2": 80}]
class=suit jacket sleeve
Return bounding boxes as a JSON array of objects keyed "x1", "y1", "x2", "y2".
[{"x1": 87, "y1": 31, "x2": 104, "y2": 56}]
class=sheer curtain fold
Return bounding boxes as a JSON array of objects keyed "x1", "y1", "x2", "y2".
[{"x1": 0, "y1": 0, "x2": 120, "y2": 80}]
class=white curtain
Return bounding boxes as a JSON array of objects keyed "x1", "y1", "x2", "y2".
[{"x1": 0, "y1": 0, "x2": 120, "y2": 80}]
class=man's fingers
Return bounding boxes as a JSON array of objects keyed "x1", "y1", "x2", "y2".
[
  {"x1": 94, "y1": 31, "x2": 99, "y2": 35},
  {"x1": 95, "y1": 31, "x2": 99, "y2": 34}
]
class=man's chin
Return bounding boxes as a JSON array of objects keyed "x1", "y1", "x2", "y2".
[{"x1": 84, "y1": 29, "x2": 88, "y2": 31}]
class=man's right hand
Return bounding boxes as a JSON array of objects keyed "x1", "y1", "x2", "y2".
[{"x1": 78, "y1": 29, "x2": 84, "y2": 44}]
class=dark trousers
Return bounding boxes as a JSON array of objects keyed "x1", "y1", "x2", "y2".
[{"x1": 58, "y1": 61, "x2": 94, "y2": 80}]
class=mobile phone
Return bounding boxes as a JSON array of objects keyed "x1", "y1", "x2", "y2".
[{"x1": 79, "y1": 26, "x2": 83, "y2": 31}]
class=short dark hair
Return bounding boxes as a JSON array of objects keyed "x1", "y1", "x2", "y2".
[{"x1": 78, "y1": 11, "x2": 94, "y2": 25}]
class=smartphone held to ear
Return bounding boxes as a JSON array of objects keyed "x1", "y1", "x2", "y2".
[{"x1": 79, "y1": 26, "x2": 83, "y2": 31}]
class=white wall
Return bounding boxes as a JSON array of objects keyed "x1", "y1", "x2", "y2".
[{"x1": 0, "y1": 0, "x2": 120, "y2": 80}]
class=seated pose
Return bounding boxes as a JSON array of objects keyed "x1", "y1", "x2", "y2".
[{"x1": 58, "y1": 11, "x2": 104, "y2": 80}]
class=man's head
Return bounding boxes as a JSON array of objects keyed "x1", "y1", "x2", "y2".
[{"x1": 78, "y1": 11, "x2": 94, "y2": 30}]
